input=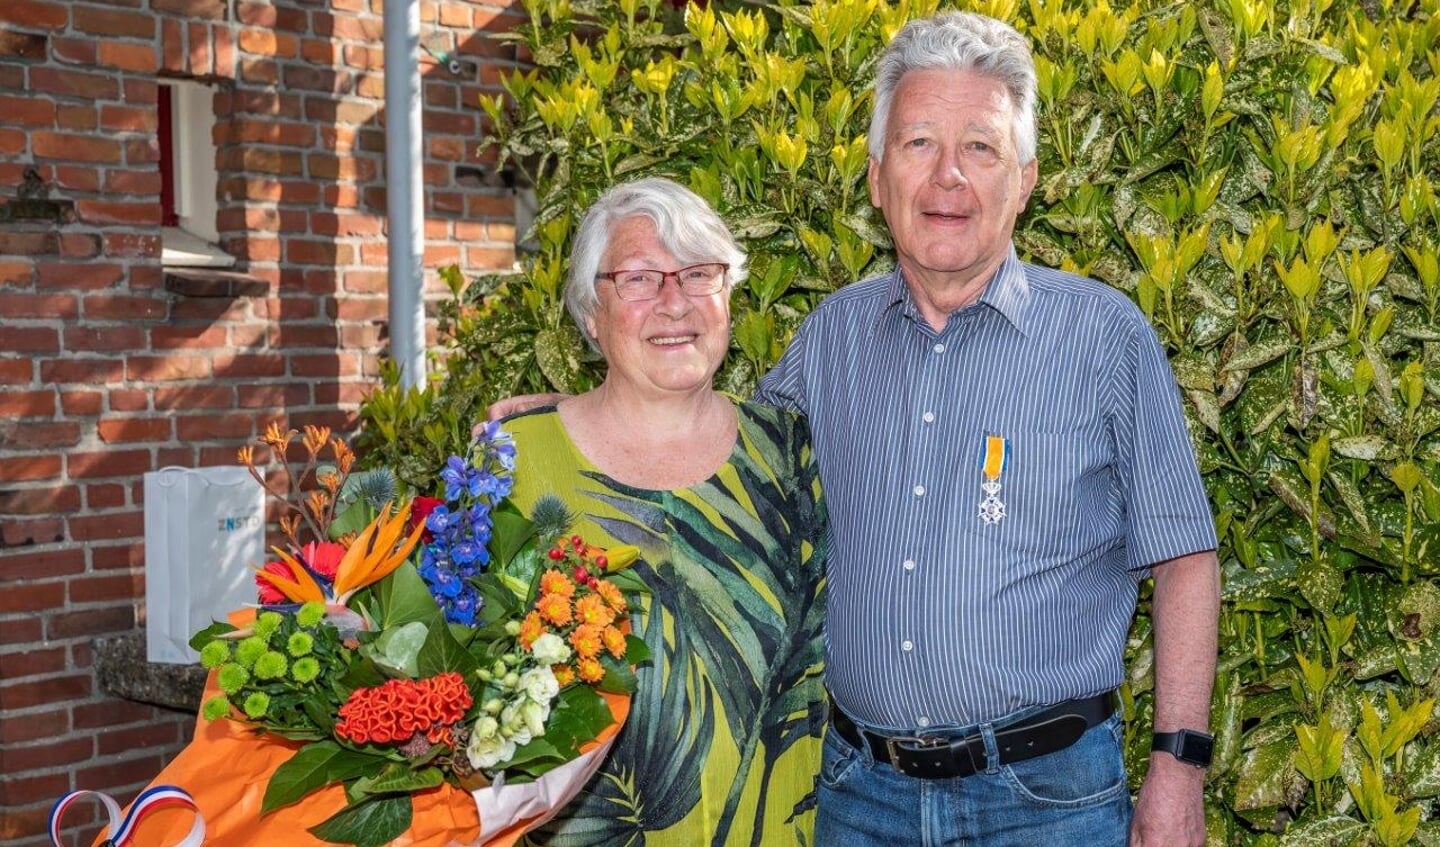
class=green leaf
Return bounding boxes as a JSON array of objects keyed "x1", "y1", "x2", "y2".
[
  {"x1": 362, "y1": 620, "x2": 428, "y2": 678},
  {"x1": 596, "y1": 652, "x2": 638, "y2": 693},
  {"x1": 535, "y1": 325, "x2": 585, "y2": 394},
  {"x1": 263, "y1": 741, "x2": 379, "y2": 813},
  {"x1": 1232, "y1": 739, "x2": 1301, "y2": 811},
  {"x1": 351, "y1": 764, "x2": 444, "y2": 799},
  {"x1": 1277, "y1": 816, "x2": 1366, "y2": 846},
  {"x1": 489, "y1": 506, "x2": 535, "y2": 572},
  {"x1": 375, "y1": 562, "x2": 444, "y2": 629},
  {"x1": 1225, "y1": 336, "x2": 1293, "y2": 371},
  {"x1": 1297, "y1": 559, "x2": 1343, "y2": 614},
  {"x1": 416, "y1": 611, "x2": 479, "y2": 679},
  {"x1": 189, "y1": 620, "x2": 238, "y2": 652},
  {"x1": 308, "y1": 795, "x2": 412, "y2": 847}
]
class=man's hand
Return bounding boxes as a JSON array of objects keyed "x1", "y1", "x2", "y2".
[
  {"x1": 485, "y1": 392, "x2": 566, "y2": 422},
  {"x1": 1130, "y1": 753, "x2": 1207, "y2": 846}
]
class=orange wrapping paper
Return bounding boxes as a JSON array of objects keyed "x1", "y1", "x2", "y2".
[{"x1": 101, "y1": 669, "x2": 628, "y2": 846}]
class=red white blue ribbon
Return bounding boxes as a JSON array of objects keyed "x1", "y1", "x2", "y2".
[{"x1": 49, "y1": 785, "x2": 204, "y2": 847}]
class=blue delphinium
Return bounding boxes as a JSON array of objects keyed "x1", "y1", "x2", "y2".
[{"x1": 418, "y1": 425, "x2": 517, "y2": 625}]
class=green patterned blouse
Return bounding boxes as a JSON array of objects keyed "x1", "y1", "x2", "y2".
[{"x1": 506, "y1": 400, "x2": 827, "y2": 847}]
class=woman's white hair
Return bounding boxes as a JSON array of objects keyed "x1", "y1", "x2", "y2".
[
  {"x1": 868, "y1": 12, "x2": 1038, "y2": 165},
  {"x1": 566, "y1": 176, "x2": 748, "y2": 348}
]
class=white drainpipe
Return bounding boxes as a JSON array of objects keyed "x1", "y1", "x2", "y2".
[{"x1": 383, "y1": 0, "x2": 426, "y2": 389}]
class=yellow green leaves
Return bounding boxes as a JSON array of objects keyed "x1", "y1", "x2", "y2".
[
  {"x1": 630, "y1": 55, "x2": 676, "y2": 97},
  {"x1": 1100, "y1": 50, "x2": 1144, "y2": 100},
  {"x1": 1294, "y1": 711, "x2": 1343, "y2": 782}
]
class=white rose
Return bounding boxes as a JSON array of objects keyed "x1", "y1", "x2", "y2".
[
  {"x1": 466, "y1": 732, "x2": 516, "y2": 770},
  {"x1": 518, "y1": 697, "x2": 549, "y2": 738},
  {"x1": 518, "y1": 665, "x2": 560, "y2": 704},
  {"x1": 529, "y1": 633, "x2": 572, "y2": 666},
  {"x1": 500, "y1": 700, "x2": 534, "y2": 746},
  {"x1": 471, "y1": 715, "x2": 499, "y2": 741}
]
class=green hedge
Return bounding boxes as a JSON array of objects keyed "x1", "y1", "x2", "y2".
[{"x1": 356, "y1": 0, "x2": 1440, "y2": 842}]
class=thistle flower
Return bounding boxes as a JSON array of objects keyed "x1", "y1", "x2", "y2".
[
  {"x1": 529, "y1": 494, "x2": 575, "y2": 546},
  {"x1": 341, "y1": 468, "x2": 399, "y2": 512}
]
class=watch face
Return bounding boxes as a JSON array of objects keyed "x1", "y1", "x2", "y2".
[{"x1": 1180, "y1": 731, "x2": 1215, "y2": 764}]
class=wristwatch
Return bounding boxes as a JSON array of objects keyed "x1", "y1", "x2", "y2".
[{"x1": 1152, "y1": 729, "x2": 1215, "y2": 767}]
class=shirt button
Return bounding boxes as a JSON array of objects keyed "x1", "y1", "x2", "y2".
[
  {"x1": 917, "y1": 716, "x2": 931, "y2": 728},
  {"x1": 913, "y1": 485, "x2": 925, "y2": 497},
  {"x1": 922, "y1": 411, "x2": 935, "y2": 423},
  {"x1": 901, "y1": 640, "x2": 914, "y2": 652},
  {"x1": 933, "y1": 343, "x2": 945, "y2": 354},
  {"x1": 903, "y1": 559, "x2": 915, "y2": 571}
]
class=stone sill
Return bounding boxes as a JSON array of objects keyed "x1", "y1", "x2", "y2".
[
  {"x1": 164, "y1": 267, "x2": 269, "y2": 299},
  {"x1": 94, "y1": 630, "x2": 206, "y2": 712}
]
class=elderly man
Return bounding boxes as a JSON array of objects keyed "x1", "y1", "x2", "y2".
[{"x1": 752, "y1": 10, "x2": 1219, "y2": 847}]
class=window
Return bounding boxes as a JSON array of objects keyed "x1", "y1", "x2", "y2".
[{"x1": 159, "y1": 79, "x2": 233, "y2": 268}]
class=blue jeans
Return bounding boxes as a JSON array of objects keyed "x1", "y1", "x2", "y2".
[{"x1": 814, "y1": 711, "x2": 1132, "y2": 846}]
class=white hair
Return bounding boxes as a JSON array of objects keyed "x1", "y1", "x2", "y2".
[
  {"x1": 869, "y1": 11, "x2": 1038, "y2": 165},
  {"x1": 566, "y1": 177, "x2": 747, "y2": 348}
]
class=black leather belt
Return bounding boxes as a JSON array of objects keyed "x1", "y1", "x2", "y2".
[{"x1": 830, "y1": 692, "x2": 1115, "y2": 780}]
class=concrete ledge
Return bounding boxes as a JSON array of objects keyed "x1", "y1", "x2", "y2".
[
  {"x1": 94, "y1": 631, "x2": 207, "y2": 712},
  {"x1": 164, "y1": 267, "x2": 269, "y2": 299}
]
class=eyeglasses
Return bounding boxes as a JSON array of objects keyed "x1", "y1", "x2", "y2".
[{"x1": 595, "y1": 262, "x2": 729, "y2": 301}]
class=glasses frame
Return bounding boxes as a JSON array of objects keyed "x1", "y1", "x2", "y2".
[{"x1": 595, "y1": 262, "x2": 730, "y2": 301}]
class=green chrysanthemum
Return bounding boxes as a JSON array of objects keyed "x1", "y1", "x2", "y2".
[
  {"x1": 253, "y1": 611, "x2": 283, "y2": 640},
  {"x1": 242, "y1": 691, "x2": 271, "y2": 718},
  {"x1": 217, "y1": 663, "x2": 251, "y2": 695},
  {"x1": 291, "y1": 657, "x2": 321, "y2": 684},
  {"x1": 235, "y1": 636, "x2": 268, "y2": 668},
  {"x1": 199, "y1": 641, "x2": 231, "y2": 669},
  {"x1": 296, "y1": 602, "x2": 326, "y2": 628},
  {"x1": 286, "y1": 631, "x2": 314, "y2": 657},
  {"x1": 253, "y1": 650, "x2": 288, "y2": 680},
  {"x1": 201, "y1": 695, "x2": 232, "y2": 721}
]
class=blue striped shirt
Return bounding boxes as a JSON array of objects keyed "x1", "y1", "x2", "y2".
[{"x1": 756, "y1": 248, "x2": 1216, "y2": 731}]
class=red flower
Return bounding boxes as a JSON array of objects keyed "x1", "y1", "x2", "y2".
[
  {"x1": 334, "y1": 673, "x2": 473, "y2": 747},
  {"x1": 410, "y1": 496, "x2": 444, "y2": 541},
  {"x1": 256, "y1": 560, "x2": 295, "y2": 605},
  {"x1": 300, "y1": 540, "x2": 346, "y2": 581}
]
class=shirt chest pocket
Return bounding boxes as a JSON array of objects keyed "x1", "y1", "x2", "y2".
[{"x1": 954, "y1": 428, "x2": 1107, "y2": 559}]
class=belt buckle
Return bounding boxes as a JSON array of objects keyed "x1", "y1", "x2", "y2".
[{"x1": 884, "y1": 733, "x2": 947, "y2": 766}]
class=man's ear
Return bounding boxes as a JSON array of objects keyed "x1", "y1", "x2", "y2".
[
  {"x1": 1019, "y1": 157, "x2": 1038, "y2": 211},
  {"x1": 867, "y1": 156, "x2": 882, "y2": 208}
]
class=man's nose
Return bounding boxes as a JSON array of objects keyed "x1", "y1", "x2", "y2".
[{"x1": 933, "y1": 148, "x2": 969, "y2": 189}]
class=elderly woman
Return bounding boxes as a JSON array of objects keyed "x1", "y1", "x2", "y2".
[{"x1": 505, "y1": 177, "x2": 826, "y2": 846}]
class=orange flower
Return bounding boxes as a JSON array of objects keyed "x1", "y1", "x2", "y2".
[
  {"x1": 574, "y1": 593, "x2": 614, "y2": 627},
  {"x1": 570, "y1": 623, "x2": 604, "y2": 660},
  {"x1": 334, "y1": 672, "x2": 472, "y2": 747},
  {"x1": 536, "y1": 593, "x2": 573, "y2": 627},
  {"x1": 518, "y1": 611, "x2": 547, "y2": 649},
  {"x1": 577, "y1": 657, "x2": 605, "y2": 684},
  {"x1": 540, "y1": 569, "x2": 575, "y2": 598},
  {"x1": 595, "y1": 579, "x2": 627, "y2": 615},
  {"x1": 552, "y1": 664, "x2": 576, "y2": 687},
  {"x1": 601, "y1": 625, "x2": 627, "y2": 659}
]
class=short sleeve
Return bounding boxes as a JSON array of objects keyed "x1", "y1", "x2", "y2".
[
  {"x1": 1106, "y1": 317, "x2": 1217, "y2": 570},
  {"x1": 754, "y1": 318, "x2": 812, "y2": 415}
]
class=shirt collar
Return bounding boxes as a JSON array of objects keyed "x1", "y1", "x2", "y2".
[{"x1": 872, "y1": 246, "x2": 1033, "y2": 337}]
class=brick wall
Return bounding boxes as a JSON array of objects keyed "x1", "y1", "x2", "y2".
[{"x1": 0, "y1": 1, "x2": 522, "y2": 843}]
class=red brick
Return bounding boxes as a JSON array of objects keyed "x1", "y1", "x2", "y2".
[
  {"x1": 29, "y1": 67, "x2": 119, "y2": 101},
  {"x1": 239, "y1": 56, "x2": 277, "y2": 84},
  {"x1": 56, "y1": 103, "x2": 98, "y2": 131},
  {"x1": 64, "y1": 511, "x2": 144, "y2": 545},
  {"x1": 69, "y1": 572, "x2": 142, "y2": 604},
  {"x1": 0, "y1": 455, "x2": 61, "y2": 483},
  {"x1": 238, "y1": 383, "x2": 309, "y2": 407},
  {"x1": 0, "y1": 674, "x2": 89, "y2": 711},
  {"x1": 2, "y1": 736, "x2": 93, "y2": 773},
  {"x1": 72, "y1": 5, "x2": 153, "y2": 37},
  {"x1": 51, "y1": 34, "x2": 98, "y2": 64},
  {"x1": 63, "y1": 325, "x2": 146, "y2": 353},
  {"x1": 213, "y1": 21, "x2": 234, "y2": 76},
  {"x1": 0, "y1": 706, "x2": 68, "y2": 744},
  {"x1": 81, "y1": 294, "x2": 166, "y2": 320},
  {"x1": 110, "y1": 387, "x2": 154, "y2": 410},
  {"x1": 0, "y1": 771, "x2": 70, "y2": 807},
  {"x1": 3, "y1": 326, "x2": 59, "y2": 353},
  {"x1": 0, "y1": 0, "x2": 68, "y2": 29},
  {"x1": 161, "y1": 16, "x2": 183, "y2": 72},
  {"x1": 0, "y1": 127, "x2": 23, "y2": 157},
  {"x1": 32, "y1": 131, "x2": 118, "y2": 163},
  {"x1": 0, "y1": 616, "x2": 43, "y2": 648},
  {"x1": 72, "y1": 698, "x2": 158, "y2": 730},
  {"x1": 73, "y1": 754, "x2": 169, "y2": 799},
  {"x1": 97, "y1": 721, "x2": 183, "y2": 756},
  {"x1": 59, "y1": 389, "x2": 102, "y2": 415},
  {"x1": 0, "y1": 547, "x2": 84, "y2": 580},
  {"x1": 65, "y1": 450, "x2": 148, "y2": 482},
  {"x1": 52, "y1": 165, "x2": 100, "y2": 192},
  {"x1": 58, "y1": 232, "x2": 103, "y2": 259},
  {"x1": 147, "y1": 324, "x2": 229, "y2": 350},
  {"x1": 36, "y1": 262, "x2": 123, "y2": 290},
  {"x1": 0, "y1": 359, "x2": 32, "y2": 385},
  {"x1": 97, "y1": 40, "x2": 156, "y2": 72},
  {"x1": 0, "y1": 484, "x2": 81, "y2": 515},
  {"x1": 271, "y1": 324, "x2": 339, "y2": 347},
  {"x1": 102, "y1": 232, "x2": 161, "y2": 258},
  {"x1": 0, "y1": 580, "x2": 64, "y2": 613},
  {"x1": 74, "y1": 200, "x2": 161, "y2": 226},
  {"x1": 0, "y1": 260, "x2": 34, "y2": 284},
  {"x1": 212, "y1": 352, "x2": 285, "y2": 377},
  {"x1": 174, "y1": 412, "x2": 256, "y2": 440},
  {"x1": 39, "y1": 357, "x2": 124, "y2": 385},
  {"x1": 301, "y1": 38, "x2": 337, "y2": 64},
  {"x1": 124, "y1": 355, "x2": 211, "y2": 381},
  {"x1": 152, "y1": 385, "x2": 235, "y2": 409},
  {"x1": 97, "y1": 417, "x2": 172, "y2": 444},
  {"x1": 0, "y1": 292, "x2": 78, "y2": 318},
  {"x1": 84, "y1": 482, "x2": 127, "y2": 509},
  {"x1": 286, "y1": 239, "x2": 353, "y2": 265},
  {"x1": 90, "y1": 543, "x2": 144, "y2": 571},
  {"x1": 0, "y1": 420, "x2": 79, "y2": 449},
  {"x1": 123, "y1": 137, "x2": 160, "y2": 165},
  {"x1": 0, "y1": 95, "x2": 55, "y2": 127},
  {"x1": 0, "y1": 390, "x2": 56, "y2": 417}
]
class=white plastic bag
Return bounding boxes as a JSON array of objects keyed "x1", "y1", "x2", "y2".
[{"x1": 143, "y1": 466, "x2": 265, "y2": 663}]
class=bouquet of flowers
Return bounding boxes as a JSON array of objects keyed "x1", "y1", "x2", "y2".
[{"x1": 114, "y1": 423, "x2": 648, "y2": 847}]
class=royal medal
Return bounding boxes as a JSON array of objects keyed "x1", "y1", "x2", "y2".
[{"x1": 977, "y1": 434, "x2": 1010, "y2": 525}]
